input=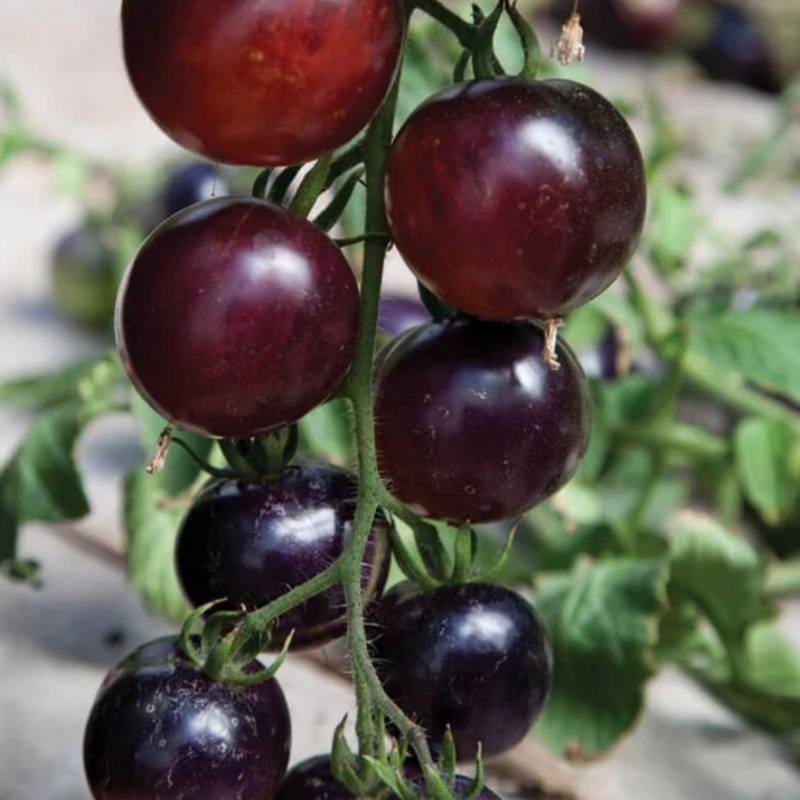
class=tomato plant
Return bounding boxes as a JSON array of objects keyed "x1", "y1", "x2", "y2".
[{"x1": 1, "y1": 1, "x2": 799, "y2": 798}]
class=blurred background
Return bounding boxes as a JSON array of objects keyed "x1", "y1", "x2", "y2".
[{"x1": 0, "y1": 1, "x2": 799, "y2": 799}]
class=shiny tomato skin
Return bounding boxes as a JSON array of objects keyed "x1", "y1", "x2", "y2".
[
  {"x1": 372, "y1": 582, "x2": 553, "y2": 760},
  {"x1": 116, "y1": 198, "x2": 360, "y2": 439},
  {"x1": 374, "y1": 318, "x2": 592, "y2": 524},
  {"x1": 83, "y1": 637, "x2": 291, "y2": 800},
  {"x1": 175, "y1": 458, "x2": 393, "y2": 650},
  {"x1": 385, "y1": 78, "x2": 646, "y2": 320},
  {"x1": 122, "y1": 0, "x2": 406, "y2": 166}
]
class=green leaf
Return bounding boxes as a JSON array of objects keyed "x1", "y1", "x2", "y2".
[
  {"x1": 549, "y1": 483, "x2": 604, "y2": 526},
  {"x1": 648, "y1": 183, "x2": 695, "y2": 276},
  {"x1": 298, "y1": 399, "x2": 353, "y2": 465},
  {"x1": 0, "y1": 359, "x2": 102, "y2": 410},
  {"x1": 668, "y1": 513, "x2": 768, "y2": 651},
  {"x1": 734, "y1": 418, "x2": 798, "y2": 525},
  {"x1": 688, "y1": 310, "x2": 800, "y2": 403},
  {"x1": 0, "y1": 403, "x2": 92, "y2": 576},
  {"x1": 131, "y1": 393, "x2": 213, "y2": 497},
  {"x1": 687, "y1": 623, "x2": 800, "y2": 735},
  {"x1": 534, "y1": 558, "x2": 668, "y2": 759},
  {"x1": 123, "y1": 469, "x2": 191, "y2": 623}
]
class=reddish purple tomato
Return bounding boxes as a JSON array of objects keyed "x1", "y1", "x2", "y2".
[
  {"x1": 276, "y1": 755, "x2": 505, "y2": 800},
  {"x1": 116, "y1": 198, "x2": 360, "y2": 438},
  {"x1": 83, "y1": 637, "x2": 290, "y2": 800},
  {"x1": 378, "y1": 295, "x2": 431, "y2": 337},
  {"x1": 121, "y1": 0, "x2": 406, "y2": 166},
  {"x1": 573, "y1": 0, "x2": 683, "y2": 51},
  {"x1": 373, "y1": 582, "x2": 552, "y2": 760},
  {"x1": 175, "y1": 458, "x2": 392, "y2": 650},
  {"x1": 385, "y1": 78, "x2": 647, "y2": 320},
  {"x1": 374, "y1": 319, "x2": 592, "y2": 523}
]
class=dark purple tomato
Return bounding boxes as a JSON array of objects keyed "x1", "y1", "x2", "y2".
[
  {"x1": 378, "y1": 295, "x2": 431, "y2": 337},
  {"x1": 122, "y1": 0, "x2": 406, "y2": 166},
  {"x1": 374, "y1": 319, "x2": 592, "y2": 523},
  {"x1": 572, "y1": 0, "x2": 683, "y2": 51},
  {"x1": 691, "y1": 2, "x2": 781, "y2": 94},
  {"x1": 385, "y1": 78, "x2": 647, "y2": 321},
  {"x1": 175, "y1": 458, "x2": 392, "y2": 650},
  {"x1": 372, "y1": 582, "x2": 552, "y2": 760},
  {"x1": 116, "y1": 198, "x2": 360, "y2": 438},
  {"x1": 83, "y1": 636, "x2": 291, "y2": 800},
  {"x1": 163, "y1": 162, "x2": 232, "y2": 218},
  {"x1": 51, "y1": 227, "x2": 117, "y2": 329},
  {"x1": 577, "y1": 328, "x2": 629, "y2": 381},
  {"x1": 276, "y1": 755, "x2": 504, "y2": 800}
]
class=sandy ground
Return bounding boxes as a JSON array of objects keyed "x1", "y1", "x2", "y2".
[{"x1": 0, "y1": 2, "x2": 798, "y2": 799}]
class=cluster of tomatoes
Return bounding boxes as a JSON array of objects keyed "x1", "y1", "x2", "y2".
[{"x1": 82, "y1": 2, "x2": 646, "y2": 799}]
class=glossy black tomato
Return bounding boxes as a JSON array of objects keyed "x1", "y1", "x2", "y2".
[
  {"x1": 163, "y1": 162, "x2": 232, "y2": 218},
  {"x1": 372, "y1": 582, "x2": 552, "y2": 760},
  {"x1": 116, "y1": 198, "x2": 360, "y2": 438},
  {"x1": 691, "y1": 2, "x2": 781, "y2": 94},
  {"x1": 83, "y1": 636, "x2": 291, "y2": 800},
  {"x1": 385, "y1": 78, "x2": 647, "y2": 320},
  {"x1": 275, "y1": 755, "x2": 504, "y2": 800},
  {"x1": 51, "y1": 227, "x2": 117, "y2": 330},
  {"x1": 374, "y1": 319, "x2": 592, "y2": 524},
  {"x1": 577, "y1": 328, "x2": 629, "y2": 381},
  {"x1": 175, "y1": 458, "x2": 392, "y2": 650},
  {"x1": 122, "y1": 0, "x2": 406, "y2": 166},
  {"x1": 378, "y1": 295, "x2": 431, "y2": 337}
]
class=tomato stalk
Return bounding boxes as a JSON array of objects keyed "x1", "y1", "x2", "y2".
[
  {"x1": 414, "y1": 0, "x2": 476, "y2": 46},
  {"x1": 339, "y1": 54, "x2": 436, "y2": 768}
]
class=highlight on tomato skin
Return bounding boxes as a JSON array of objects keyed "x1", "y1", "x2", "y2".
[
  {"x1": 372, "y1": 581, "x2": 553, "y2": 761},
  {"x1": 175, "y1": 458, "x2": 393, "y2": 651},
  {"x1": 121, "y1": 0, "x2": 407, "y2": 166},
  {"x1": 385, "y1": 77, "x2": 647, "y2": 321},
  {"x1": 83, "y1": 636, "x2": 291, "y2": 800},
  {"x1": 115, "y1": 197, "x2": 360, "y2": 439},
  {"x1": 374, "y1": 318, "x2": 593, "y2": 524}
]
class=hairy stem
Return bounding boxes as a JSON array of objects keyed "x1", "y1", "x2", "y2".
[{"x1": 339, "y1": 70, "x2": 435, "y2": 766}]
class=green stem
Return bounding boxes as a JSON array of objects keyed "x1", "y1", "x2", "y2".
[
  {"x1": 340, "y1": 72, "x2": 435, "y2": 768},
  {"x1": 623, "y1": 268, "x2": 800, "y2": 431},
  {"x1": 413, "y1": 0, "x2": 475, "y2": 47},
  {"x1": 615, "y1": 421, "x2": 728, "y2": 462},
  {"x1": 683, "y1": 352, "x2": 800, "y2": 430},
  {"x1": 232, "y1": 564, "x2": 341, "y2": 650}
]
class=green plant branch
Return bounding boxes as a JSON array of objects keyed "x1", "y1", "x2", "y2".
[
  {"x1": 339, "y1": 70, "x2": 436, "y2": 766},
  {"x1": 413, "y1": 0, "x2": 475, "y2": 47},
  {"x1": 615, "y1": 422, "x2": 728, "y2": 462},
  {"x1": 682, "y1": 353, "x2": 800, "y2": 431},
  {"x1": 622, "y1": 268, "x2": 800, "y2": 431}
]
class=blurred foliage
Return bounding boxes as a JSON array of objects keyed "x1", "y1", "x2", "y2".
[{"x1": 0, "y1": 0, "x2": 799, "y2": 761}]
